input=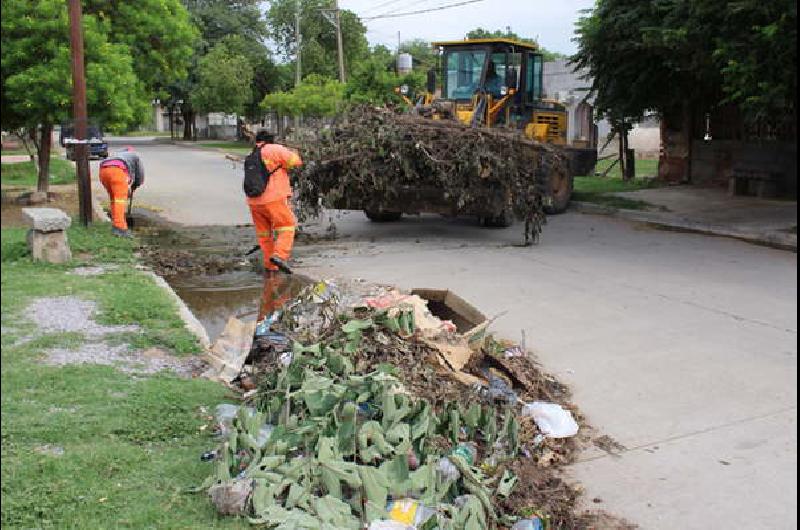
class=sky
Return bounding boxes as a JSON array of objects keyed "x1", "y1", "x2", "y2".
[{"x1": 339, "y1": 0, "x2": 596, "y2": 55}]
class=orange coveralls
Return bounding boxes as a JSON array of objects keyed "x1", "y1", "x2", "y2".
[
  {"x1": 99, "y1": 162, "x2": 130, "y2": 230},
  {"x1": 248, "y1": 143, "x2": 303, "y2": 271}
]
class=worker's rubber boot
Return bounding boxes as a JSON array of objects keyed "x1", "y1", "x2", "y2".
[
  {"x1": 112, "y1": 227, "x2": 133, "y2": 239},
  {"x1": 269, "y1": 256, "x2": 292, "y2": 275}
]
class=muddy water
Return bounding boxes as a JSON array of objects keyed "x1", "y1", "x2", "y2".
[
  {"x1": 169, "y1": 270, "x2": 264, "y2": 341},
  {"x1": 134, "y1": 213, "x2": 313, "y2": 342}
]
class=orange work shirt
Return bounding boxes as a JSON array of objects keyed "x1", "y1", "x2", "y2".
[{"x1": 247, "y1": 143, "x2": 303, "y2": 205}]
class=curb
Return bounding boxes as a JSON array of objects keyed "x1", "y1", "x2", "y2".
[
  {"x1": 141, "y1": 269, "x2": 212, "y2": 350},
  {"x1": 570, "y1": 201, "x2": 797, "y2": 252}
]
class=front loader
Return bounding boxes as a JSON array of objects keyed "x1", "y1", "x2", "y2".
[{"x1": 361, "y1": 38, "x2": 597, "y2": 226}]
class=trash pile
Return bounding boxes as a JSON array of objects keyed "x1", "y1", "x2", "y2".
[
  {"x1": 198, "y1": 281, "x2": 592, "y2": 529},
  {"x1": 295, "y1": 106, "x2": 570, "y2": 244}
]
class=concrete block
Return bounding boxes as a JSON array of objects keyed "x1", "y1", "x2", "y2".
[
  {"x1": 21, "y1": 207, "x2": 72, "y2": 232},
  {"x1": 27, "y1": 229, "x2": 72, "y2": 263}
]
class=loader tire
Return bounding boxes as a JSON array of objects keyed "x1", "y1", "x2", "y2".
[
  {"x1": 481, "y1": 209, "x2": 514, "y2": 228},
  {"x1": 365, "y1": 209, "x2": 402, "y2": 222},
  {"x1": 542, "y1": 160, "x2": 573, "y2": 215}
]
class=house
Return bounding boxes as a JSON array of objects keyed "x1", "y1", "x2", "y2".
[
  {"x1": 543, "y1": 59, "x2": 661, "y2": 158},
  {"x1": 659, "y1": 103, "x2": 797, "y2": 197}
]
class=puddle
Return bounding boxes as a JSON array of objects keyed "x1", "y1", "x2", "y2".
[{"x1": 134, "y1": 215, "x2": 313, "y2": 342}]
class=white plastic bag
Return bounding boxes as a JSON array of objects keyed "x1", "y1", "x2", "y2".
[{"x1": 522, "y1": 402, "x2": 579, "y2": 438}]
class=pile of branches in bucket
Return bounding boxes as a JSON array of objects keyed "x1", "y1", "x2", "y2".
[
  {"x1": 197, "y1": 281, "x2": 584, "y2": 529},
  {"x1": 293, "y1": 106, "x2": 569, "y2": 245}
]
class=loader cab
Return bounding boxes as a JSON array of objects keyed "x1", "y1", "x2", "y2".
[
  {"x1": 433, "y1": 38, "x2": 567, "y2": 143},
  {"x1": 436, "y1": 38, "x2": 539, "y2": 103}
]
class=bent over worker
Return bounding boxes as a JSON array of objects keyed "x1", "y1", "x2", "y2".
[
  {"x1": 98, "y1": 147, "x2": 144, "y2": 238},
  {"x1": 248, "y1": 130, "x2": 303, "y2": 274}
]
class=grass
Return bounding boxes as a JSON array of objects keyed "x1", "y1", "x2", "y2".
[
  {"x1": 119, "y1": 130, "x2": 172, "y2": 137},
  {"x1": 1, "y1": 147, "x2": 34, "y2": 156},
  {"x1": 1, "y1": 158, "x2": 76, "y2": 186},
  {"x1": 1, "y1": 224, "x2": 248, "y2": 529},
  {"x1": 194, "y1": 140, "x2": 252, "y2": 155},
  {"x1": 572, "y1": 159, "x2": 664, "y2": 210}
]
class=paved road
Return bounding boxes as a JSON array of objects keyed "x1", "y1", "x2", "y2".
[
  {"x1": 92, "y1": 142, "x2": 251, "y2": 225},
  {"x1": 128, "y1": 144, "x2": 798, "y2": 529}
]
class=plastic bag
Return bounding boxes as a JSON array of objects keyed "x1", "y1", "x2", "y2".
[
  {"x1": 511, "y1": 516, "x2": 544, "y2": 530},
  {"x1": 521, "y1": 402, "x2": 579, "y2": 438},
  {"x1": 368, "y1": 521, "x2": 414, "y2": 530}
]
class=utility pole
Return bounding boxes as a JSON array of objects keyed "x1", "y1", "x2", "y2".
[
  {"x1": 67, "y1": 0, "x2": 92, "y2": 226},
  {"x1": 334, "y1": 0, "x2": 345, "y2": 83},
  {"x1": 295, "y1": 0, "x2": 302, "y2": 87}
]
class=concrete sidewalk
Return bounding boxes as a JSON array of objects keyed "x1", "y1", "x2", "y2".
[{"x1": 573, "y1": 187, "x2": 797, "y2": 251}]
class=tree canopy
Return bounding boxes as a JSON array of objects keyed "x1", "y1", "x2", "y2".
[
  {"x1": 266, "y1": 0, "x2": 369, "y2": 81},
  {"x1": 467, "y1": 27, "x2": 565, "y2": 62},
  {"x1": 261, "y1": 75, "x2": 345, "y2": 118},
  {"x1": 82, "y1": 0, "x2": 197, "y2": 98},
  {"x1": 193, "y1": 41, "x2": 254, "y2": 115},
  {"x1": 572, "y1": 0, "x2": 797, "y2": 126}
]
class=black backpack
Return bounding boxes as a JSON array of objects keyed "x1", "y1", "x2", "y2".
[{"x1": 243, "y1": 146, "x2": 280, "y2": 198}]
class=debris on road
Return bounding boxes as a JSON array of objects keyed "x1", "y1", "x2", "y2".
[
  {"x1": 295, "y1": 106, "x2": 570, "y2": 244},
  {"x1": 191, "y1": 278, "x2": 623, "y2": 528}
]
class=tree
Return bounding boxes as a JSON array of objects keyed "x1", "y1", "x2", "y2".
[
  {"x1": 266, "y1": 0, "x2": 369, "y2": 80},
  {"x1": 82, "y1": 0, "x2": 197, "y2": 98},
  {"x1": 261, "y1": 75, "x2": 345, "y2": 118},
  {"x1": 346, "y1": 46, "x2": 425, "y2": 106},
  {"x1": 193, "y1": 42, "x2": 254, "y2": 115},
  {"x1": 573, "y1": 0, "x2": 797, "y2": 179},
  {"x1": 169, "y1": 0, "x2": 278, "y2": 138},
  {"x1": 1, "y1": 0, "x2": 146, "y2": 193},
  {"x1": 467, "y1": 27, "x2": 565, "y2": 62}
]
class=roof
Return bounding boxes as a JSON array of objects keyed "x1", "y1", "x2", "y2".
[{"x1": 431, "y1": 38, "x2": 539, "y2": 51}]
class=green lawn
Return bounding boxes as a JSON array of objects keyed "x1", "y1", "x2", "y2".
[
  {"x1": 1, "y1": 147, "x2": 35, "y2": 156},
  {"x1": 572, "y1": 159, "x2": 663, "y2": 210},
  {"x1": 120, "y1": 130, "x2": 172, "y2": 137},
  {"x1": 196, "y1": 140, "x2": 252, "y2": 155},
  {"x1": 1, "y1": 225, "x2": 248, "y2": 529},
  {"x1": 1, "y1": 158, "x2": 76, "y2": 186}
]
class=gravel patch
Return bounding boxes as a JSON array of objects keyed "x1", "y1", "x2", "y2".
[
  {"x1": 42, "y1": 342, "x2": 206, "y2": 377},
  {"x1": 69, "y1": 266, "x2": 107, "y2": 276},
  {"x1": 25, "y1": 296, "x2": 139, "y2": 336}
]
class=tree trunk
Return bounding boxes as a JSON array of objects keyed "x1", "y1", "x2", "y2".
[
  {"x1": 617, "y1": 122, "x2": 626, "y2": 180},
  {"x1": 622, "y1": 125, "x2": 634, "y2": 181},
  {"x1": 37, "y1": 123, "x2": 53, "y2": 194},
  {"x1": 183, "y1": 109, "x2": 194, "y2": 140}
]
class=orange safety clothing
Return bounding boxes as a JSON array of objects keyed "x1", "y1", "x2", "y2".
[
  {"x1": 250, "y1": 199, "x2": 296, "y2": 271},
  {"x1": 99, "y1": 165, "x2": 130, "y2": 230},
  {"x1": 247, "y1": 143, "x2": 303, "y2": 206},
  {"x1": 258, "y1": 271, "x2": 293, "y2": 321}
]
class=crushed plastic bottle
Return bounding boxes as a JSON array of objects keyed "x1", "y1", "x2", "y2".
[
  {"x1": 255, "y1": 424, "x2": 274, "y2": 447},
  {"x1": 436, "y1": 457, "x2": 460, "y2": 481},
  {"x1": 511, "y1": 516, "x2": 545, "y2": 530}
]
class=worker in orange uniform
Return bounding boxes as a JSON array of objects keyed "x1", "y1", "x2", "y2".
[
  {"x1": 98, "y1": 147, "x2": 144, "y2": 238},
  {"x1": 248, "y1": 130, "x2": 303, "y2": 274}
]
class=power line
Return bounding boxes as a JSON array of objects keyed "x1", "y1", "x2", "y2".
[
  {"x1": 358, "y1": 0, "x2": 407, "y2": 16},
  {"x1": 377, "y1": 0, "x2": 435, "y2": 18},
  {"x1": 363, "y1": 0, "x2": 486, "y2": 20}
]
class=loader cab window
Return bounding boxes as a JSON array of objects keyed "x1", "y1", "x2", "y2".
[
  {"x1": 484, "y1": 52, "x2": 521, "y2": 98},
  {"x1": 444, "y1": 49, "x2": 486, "y2": 100},
  {"x1": 526, "y1": 53, "x2": 543, "y2": 102}
]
